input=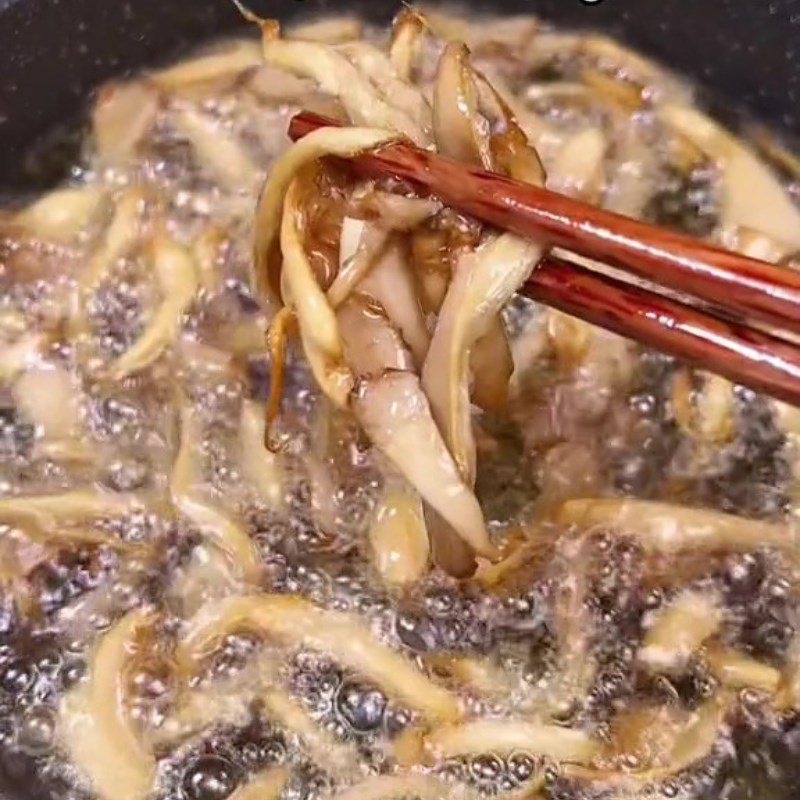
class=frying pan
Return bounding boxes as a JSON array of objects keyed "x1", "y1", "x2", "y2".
[{"x1": 0, "y1": 0, "x2": 799, "y2": 797}]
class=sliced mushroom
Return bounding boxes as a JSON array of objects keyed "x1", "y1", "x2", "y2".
[
  {"x1": 660, "y1": 103, "x2": 800, "y2": 248},
  {"x1": 92, "y1": 81, "x2": 160, "y2": 163},
  {"x1": 352, "y1": 371, "x2": 495, "y2": 559},
  {"x1": 422, "y1": 234, "x2": 542, "y2": 483},
  {"x1": 60, "y1": 610, "x2": 156, "y2": 800}
]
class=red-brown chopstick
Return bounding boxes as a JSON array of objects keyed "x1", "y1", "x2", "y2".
[
  {"x1": 289, "y1": 111, "x2": 800, "y2": 336},
  {"x1": 287, "y1": 110, "x2": 800, "y2": 405},
  {"x1": 529, "y1": 256, "x2": 800, "y2": 405}
]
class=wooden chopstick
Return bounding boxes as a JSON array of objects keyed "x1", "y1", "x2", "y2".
[
  {"x1": 287, "y1": 110, "x2": 800, "y2": 405},
  {"x1": 289, "y1": 111, "x2": 800, "y2": 336},
  {"x1": 529, "y1": 256, "x2": 800, "y2": 406}
]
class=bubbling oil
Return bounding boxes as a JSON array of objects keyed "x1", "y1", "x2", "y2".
[{"x1": 2, "y1": 8, "x2": 800, "y2": 800}]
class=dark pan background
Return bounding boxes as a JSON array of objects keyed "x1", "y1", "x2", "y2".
[
  {"x1": 0, "y1": 0, "x2": 799, "y2": 196},
  {"x1": 0, "y1": 0, "x2": 799, "y2": 797}
]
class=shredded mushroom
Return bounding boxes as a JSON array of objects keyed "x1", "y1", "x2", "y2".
[
  {"x1": 425, "y1": 719, "x2": 599, "y2": 764},
  {"x1": 151, "y1": 41, "x2": 262, "y2": 89},
  {"x1": 177, "y1": 594, "x2": 462, "y2": 722},
  {"x1": 92, "y1": 81, "x2": 159, "y2": 163},
  {"x1": 557, "y1": 499, "x2": 795, "y2": 554},
  {"x1": 279, "y1": 179, "x2": 355, "y2": 406},
  {"x1": 433, "y1": 42, "x2": 492, "y2": 168},
  {"x1": 261, "y1": 687, "x2": 361, "y2": 776},
  {"x1": 338, "y1": 41, "x2": 433, "y2": 134},
  {"x1": 107, "y1": 231, "x2": 198, "y2": 379},
  {"x1": 659, "y1": 103, "x2": 800, "y2": 248},
  {"x1": 368, "y1": 480, "x2": 430, "y2": 587},
  {"x1": 0, "y1": 490, "x2": 139, "y2": 533},
  {"x1": 705, "y1": 646, "x2": 781, "y2": 694},
  {"x1": 353, "y1": 371, "x2": 496, "y2": 559},
  {"x1": 171, "y1": 105, "x2": 259, "y2": 192},
  {"x1": 251, "y1": 126, "x2": 396, "y2": 399},
  {"x1": 422, "y1": 234, "x2": 543, "y2": 483},
  {"x1": 260, "y1": 37, "x2": 428, "y2": 144},
  {"x1": 71, "y1": 188, "x2": 146, "y2": 337},
  {"x1": 15, "y1": 185, "x2": 104, "y2": 243},
  {"x1": 389, "y1": 8, "x2": 427, "y2": 82},
  {"x1": 170, "y1": 403, "x2": 262, "y2": 582},
  {"x1": 60, "y1": 610, "x2": 156, "y2": 800},
  {"x1": 638, "y1": 590, "x2": 723, "y2": 674},
  {"x1": 356, "y1": 241, "x2": 432, "y2": 370},
  {"x1": 239, "y1": 399, "x2": 284, "y2": 509}
]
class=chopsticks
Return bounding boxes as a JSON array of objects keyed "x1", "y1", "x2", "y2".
[
  {"x1": 288, "y1": 110, "x2": 800, "y2": 406},
  {"x1": 529, "y1": 256, "x2": 800, "y2": 405}
]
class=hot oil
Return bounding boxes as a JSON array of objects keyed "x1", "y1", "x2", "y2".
[{"x1": 1, "y1": 13, "x2": 800, "y2": 800}]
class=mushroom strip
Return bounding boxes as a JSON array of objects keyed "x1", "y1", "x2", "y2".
[
  {"x1": 633, "y1": 698, "x2": 728, "y2": 781},
  {"x1": 425, "y1": 719, "x2": 599, "y2": 764},
  {"x1": 239, "y1": 399, "x2": 285, "y2": 509},
  {"x1": 557, "y1": 499, "x2": 796, "y2": 554},
  {"x1": 263, "y1": 305, "x2": 296, "y2": 439},
  {"x1": 469, "y1": 320, "x2": 516, "y2": 414},
  {"x1": 153, "y1": 667, "x2": 261, "y2": 746},
  {"x1": 425, "y1": 654, "x2": 517, "y2": 698},
  {"x1": 433, "y1": 42, "x2": 492, "y2": 168},
  {"x1": 337, "y1": 293, "x2": 416, "y2": 378},
  {"x1": 638, "y1": 589, "x2": 722, "y2": 675},
  {"x1": 0, "y1": 490, "x2": 140, "y2": 532},
  {"x1": 254, "y1": 128, "x2": 397, "y2": 408},
  {"x1": 368, "y1": 479, "x2": 430, "y2": 587},
  {"x1": 60, "y1": 610, "x2": 156, "y2": 800},
  {"x1": 547, "y1": 126, "x2": 607, "y2": 202},
  {"x1": 15, "y1": 185, "x2": 104, "y2": 243},
  {"x1": 329, "y1": 197, "x2": 439, "y2": 309},
  {"x1": 337, "y1": 41, "x2": 432, "y2": 134},
  {"x1": 433, "y1": 52, "x2": 546, "y2": 424},
  {"x1": 170, "y1": 404, "x2": 262, "y2": 582},
  {"x1": 328, "y1": 219, "x2": 391, "y2": 309},
  {"x1": 422, "y1": 234, "x2": 543, "y2": 483},
  {"x1": 158, "y1": 665, "x2": 360, "y2": 776},
  {"x1": 352, "y1": 371, "x2": 496, "y2": 559},
  {"x1": 389, "y1": 8, "x2": 427, "y2": 82},
  {"x1": 280, "y1": 179, "x2": 355, "y2": 407},
  {"x1": 672, "y1": 369, "x2": 735, "y2": 445},
  {"x1": 569, "y1": 696, "x2": 729, "y2": 785},
  {"x1": 260, "y1": 37, "x2": 428, "y2": 144},
  {"x1": 71, "y1": 188, "x2": 145, "y2": 336},
  {"x1": 261, "y1": 687, "x2": 361, "y2": 776},
  {"x1": 659, "y1": 103, "x2": 800, "y2": 248},
  {"x1": 252, "y1": 125, "x2": 397, "y2": 298},
  {"x1": 335, "y1": 296, "x2": 432, "y2": 585},
  {"x1": 705, "y1": 646, "x2": 781, "y2": 693},
  {"x1": 288, "y1": 16, "x2": 363, "y2": 43},
  {"x1": 171, "y1": 106, "x2": 259, "y2": 192},
  {"x1": 151, "y1": 41, "x2": 262, "y2": 88},
  {"x1": 778, "y1": 636, "x2": 800, "y2": 710},
  {"x1": 356, "y1": 241, "x2": 431, "y2": 369},
  {"x1": 92, "y1": 81, "x2": 159, "y2": 163},
  {"x1": 108, "y1": 231, "x2": 198, "y2": 379},
  {"x1": 177, "y1": 594, "x2": 461, "y2": 722}
]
